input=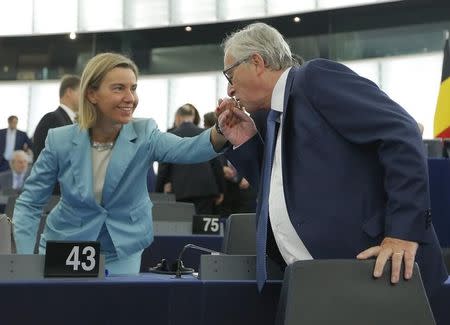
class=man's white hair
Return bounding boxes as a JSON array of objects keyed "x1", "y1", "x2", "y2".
[
  {"x1": 9, "y1": 150, "x2": 29, "y2": 168},
  {"x1": 223, "y1": 22, "x2": 293, "y2": 70}
]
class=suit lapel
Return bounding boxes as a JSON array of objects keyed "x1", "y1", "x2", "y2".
[
  {"x1": 281, "y1": 67, "x2": 298, "y2": 228},
  {"x1": 69, "y1": 128, "x2": 94, "y2": 202},
  {"x1": 102, "y1": 123, "x2": 138, "y2": 203},
  {"x1": 282, "y1": 67, "x2": 296, "y2": 122}
]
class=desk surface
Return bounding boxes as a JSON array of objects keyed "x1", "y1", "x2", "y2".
[
  {"x1": 0, "y1": 273, "x2": 281, "y2": 325},
  {"x1": 1, "y1": 274, "x2": 448, "y2": 325}
]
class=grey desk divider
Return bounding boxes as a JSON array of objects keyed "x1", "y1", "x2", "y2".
[
  {"x1": 149, "y1": 192, "x2": 176, "y2": 202},
  {"x1": 152, "y1": 202, "x2": 195, "y2": 235},
  {"x1": 154, "y1": 220, "x2": 224, "y2": 237},
  {"x1": 0, "y1": 254, "x2": 106, "y2": 280},
  {"x1": 199, "y1": 254, "x2": 283, "y2": 280},
  {"x1": 154, "y1": 220, "x2": 193, "y2": 236},
  {"x1": 152, "y1": 202, "x2": 224, "y2": 236}
]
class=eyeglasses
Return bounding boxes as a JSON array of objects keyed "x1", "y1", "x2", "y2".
[{"x1": 222, "y1": 56, "x2": 250, "y2": 85}]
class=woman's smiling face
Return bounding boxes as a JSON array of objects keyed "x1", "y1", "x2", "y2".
[{"x1": 88, "y1": 67, "x2": 138, "y2": 126}]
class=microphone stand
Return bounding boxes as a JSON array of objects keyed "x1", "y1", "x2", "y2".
[{"x1": 175, "y1": 244, "x2": 224, "y2": 278}]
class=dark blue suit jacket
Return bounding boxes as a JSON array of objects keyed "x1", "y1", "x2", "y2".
[
  {"x1": 0, "y1": 128, "x2": 32, "y2": 171},
  {"x1": 226, "y1": 59, "x2": 447, "y2": 297}
]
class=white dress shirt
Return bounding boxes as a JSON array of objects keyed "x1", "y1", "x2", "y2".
[
  {"x1": 60, "y1": 104, "x2": 76, "y2": 123},
  {"x1": 12, "y1": 171, "x2": 25, "y2": 190},
  {"x1": 91, "y1": 147, "x2": 113, "y2": 205},
  {"x1": 4, "y1": 128, "x2": 16, "y2": 161},
  {"x1": 268, "y1": 67, "x2": 313, "y2": 265}
]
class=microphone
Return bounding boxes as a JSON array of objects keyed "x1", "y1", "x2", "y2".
[{"x1": 175, "y1": 244, "x2": 225, "y2": 278}]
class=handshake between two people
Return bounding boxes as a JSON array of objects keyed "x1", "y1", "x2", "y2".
[{"x1": 214, "y1": 97, "x2": 258, "y2": 146}]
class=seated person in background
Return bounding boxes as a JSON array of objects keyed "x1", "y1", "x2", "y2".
[
  {"x1": 155, "y1": 104, "x2": 201, "y2": 193},
  {"x1": 0, "y1": 150, "x2": 31, "y2": 195},
  {"x1": 13, "y1": 53, "x2": 227, "y2": 275},
  {"x1": 0, "y1": 150, "x2": 31, "y2": 213}
]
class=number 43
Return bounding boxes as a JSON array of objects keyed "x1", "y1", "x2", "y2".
[{"x1": 66, "y1": 246, "x2": 96, "y2": 271}]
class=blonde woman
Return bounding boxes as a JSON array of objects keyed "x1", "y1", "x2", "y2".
[{"x1": 13, "y1": 53, "x2": 226, "y2": 274}]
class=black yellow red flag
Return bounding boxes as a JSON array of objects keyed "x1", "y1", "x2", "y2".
[{"x1": 434, "y1": 36, "x2": 450, "y2": 138}]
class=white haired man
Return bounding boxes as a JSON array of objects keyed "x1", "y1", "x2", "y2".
[{"x1": 215, "y1": 22, "x2": 447, "y2": 313}]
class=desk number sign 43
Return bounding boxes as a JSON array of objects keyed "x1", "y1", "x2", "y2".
[{"x1": 44, "y1": 241, "x2": 100, "y2": 277}]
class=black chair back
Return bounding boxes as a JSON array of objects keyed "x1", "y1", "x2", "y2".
[
  {"x1": 5, "y1": 194, "x2": 19, "y2": 219},
  {"x1": 276, "y1": 259, "x2": 435, "y2": 325},
  {"x1": 222, "y1": 213, "x2": 256, "y2": 254}
]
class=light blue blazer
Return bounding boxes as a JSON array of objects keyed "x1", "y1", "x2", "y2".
[{"x1": 13, "y1": 119, "x2": 218, "y2": 258}]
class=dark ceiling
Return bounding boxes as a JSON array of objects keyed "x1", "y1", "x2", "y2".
[{"x1": 0, "y1": 0, "x2": 449, "y2": 80}]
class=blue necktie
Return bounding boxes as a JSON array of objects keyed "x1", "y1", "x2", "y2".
[{"x1": 256, "y1": 109, "x2": 281, "y2": 291}]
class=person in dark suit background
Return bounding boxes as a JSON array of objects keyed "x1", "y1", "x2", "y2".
[
  {"x1": 0, "y1": 116, "x2": 32, "y2": 172},
  {"x1": 204, "y1": 111, "x2": 256, "y2": 216},
  {"x1": 156, "y1": 103, "x2": 201, "y2": 193},
  {"x1": 216, "y1": 22, "x2": 447, "y2": 309},
  {"x1": 32, "y1": 75, "x2": 80, "y2": 162},
  {"x1": 159, "y1": 104, "x2": 225, "y2": 214},
  {"x1": 168, "y1": 103, "x2": 201, "y2": 133}
]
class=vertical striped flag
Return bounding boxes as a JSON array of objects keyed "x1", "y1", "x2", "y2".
[{"x1": 433, "y1": 35, "x2": 450, "y2": 138}]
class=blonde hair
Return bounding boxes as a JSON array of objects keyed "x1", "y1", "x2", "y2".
[{"x1": 78, "y1": 53, "x2": 139, "y2": 129}]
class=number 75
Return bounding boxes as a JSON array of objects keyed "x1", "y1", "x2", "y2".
[{"x1": 203, "y1": 218, "x2": 219, "y2": 232}]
